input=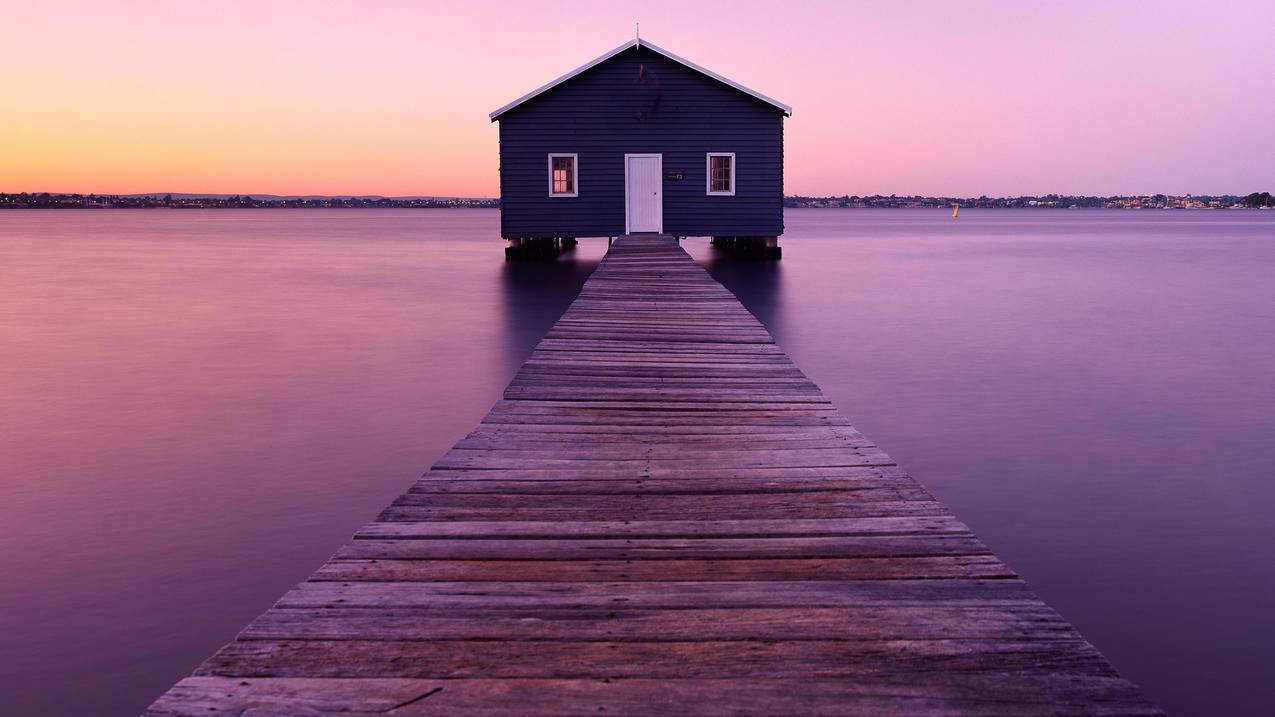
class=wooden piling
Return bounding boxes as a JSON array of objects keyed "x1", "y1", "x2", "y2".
[
  {"x1": 146, "y1": 235, "x2": 1159, "y2": 716},
  {"x1": 711, "y1": 235, "x2": 781, "y2": 259},
  {"x1": 506, "y1": 237, "x2": 575, "y2": 261}
]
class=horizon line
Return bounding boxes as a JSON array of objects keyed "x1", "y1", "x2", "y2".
[{"x1": 4, "y1": 190, "x2": 1268, "y2": 200}]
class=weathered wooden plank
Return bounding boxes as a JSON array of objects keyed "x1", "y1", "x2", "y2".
[
  {"x1": 148, "y1": 676, "x2": 1163, "y2": 717},
  {"x1": 462, "y1": 424, "x2": 867, "y2": 437},
  {"x1": 423, "y1": 459, "x2": 902, "y2": 477},
  {"x1": 502, "y1": 388, "x2": 832, "y2": 402},
  {"x1": 406, "y1": 478, "x2": 927, "y2": 496},
  {"x1": 274, "y1": 580, "x2": 1034, "y2": 610},
  {"x1": 377, "y1": 495, "x2": 944, "y2": 522},
  {"x1": 336, "y1": 535, "x2": 993, "y2": 560},
  {"x1": 311, "y1": 556, "x2": 1015, "y2": 582},
  {"x1": 453, "y1": 436, "x2": 875, "y2": 452},
  {"x1": 391, "y1": 488, "x2": 932, "y2": 507},
  {"x1": 196, "y1": 638, "x2": 1120, "y2": 679},
  {"x1": 240, "y1": 605, "x2": 1074, "y2": 641},
  {"x1": 432, "y1": 449, "x2": 894, "y2": 471},
  {"x1": 354, "y1": 516, "x2": 971, "y2": 540}
]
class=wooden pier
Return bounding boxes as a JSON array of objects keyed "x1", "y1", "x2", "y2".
[{"x1": 147, "y1": 235, "x2": 1159, "y2": 716}]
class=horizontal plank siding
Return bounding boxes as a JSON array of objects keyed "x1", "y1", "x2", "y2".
[
  {"x1": 146, "y1": 236, "x2": 1159, "y2": 716},
  {"x1": 498, "y1": 46, "x2": 784, "y2": 238}
]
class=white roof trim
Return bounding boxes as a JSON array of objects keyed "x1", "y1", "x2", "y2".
[{"x1": 489, "y1": 38, "x2": 791, "y2": 120}]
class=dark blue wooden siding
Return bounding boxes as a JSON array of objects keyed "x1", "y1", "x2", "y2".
[{"x1": 497, "y1": 46, "x2": 784, "y2": 238}]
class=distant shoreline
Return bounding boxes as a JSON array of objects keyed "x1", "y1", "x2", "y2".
[
  {"x1": 0, "y1": 193, "x2": 499, "y2": 210},
  {"x1": 785, "y1": 192, "x2": 1272, "y2": 210},
  {"x1": 2, "y1": 192, "x2": 1271, "y2": 210}
]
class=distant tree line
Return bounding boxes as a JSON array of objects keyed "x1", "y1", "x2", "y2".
[
  {"x1": 784, "y1": 193, "x2": 1262, "y2": 209},
  {"x1": 0, "y1": 192, "x2": 499, "y2": 209}
]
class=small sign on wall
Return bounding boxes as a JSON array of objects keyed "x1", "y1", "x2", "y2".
[{"x1": 665, "y1": 170, "x2": 684, "y2": 181}]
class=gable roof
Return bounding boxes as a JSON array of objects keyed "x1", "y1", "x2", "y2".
[{"x1": 488, "y1": 38, "x2": 792, "y2": 121}]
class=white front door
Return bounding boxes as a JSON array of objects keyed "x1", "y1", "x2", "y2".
[{"x1": 625, "y1": 154, "x2": 662, "y2": 233}]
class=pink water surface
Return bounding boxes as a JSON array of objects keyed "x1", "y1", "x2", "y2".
[{"x1": 2, "y1": 208, "x2": 1273, "y2": 715}]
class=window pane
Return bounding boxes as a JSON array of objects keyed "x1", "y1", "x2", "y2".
[
  {"x1": 552, "y1": 156, "x2": 575, "y2": 194},
  {"x1": 710, "y1": 155, "x2": 732, "y2": 192}
]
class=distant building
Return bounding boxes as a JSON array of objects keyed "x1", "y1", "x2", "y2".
[{"x1": 489, "y1": 38, "x2": 790, "y2": 243}]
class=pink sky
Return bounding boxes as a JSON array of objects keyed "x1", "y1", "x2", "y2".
[{"x1": 3, "y1": 1, "x2": 1271, "y2": 197}]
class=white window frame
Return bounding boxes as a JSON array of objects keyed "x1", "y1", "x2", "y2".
[
  {"x1": 548, "y1": 153, "x2": 578, "y2": 197},
  {"x1": 706, "y1": 152, "x2": 736, "y2": 196}
]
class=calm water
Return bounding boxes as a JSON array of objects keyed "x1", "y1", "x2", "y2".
[{"x1": 1, "y1": 209, "x2": 1272, "y2": 715}]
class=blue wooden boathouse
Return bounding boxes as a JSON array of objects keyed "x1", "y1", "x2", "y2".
[{"x1": 491, "y1": 37, "x2": 791, "y2": 258}]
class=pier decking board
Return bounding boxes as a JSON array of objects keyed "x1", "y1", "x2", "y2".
[{"x1": 146, "y1": 235, "x2": 1159, "y2": 716}]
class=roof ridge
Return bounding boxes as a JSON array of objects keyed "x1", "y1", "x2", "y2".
[{"x1": 488, "y1": 38, "x2": 791, "y2": 120}]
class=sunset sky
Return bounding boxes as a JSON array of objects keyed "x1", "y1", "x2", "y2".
[{"x1": 3, "y1": 0, "x2": 1271, "y2": 197}]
